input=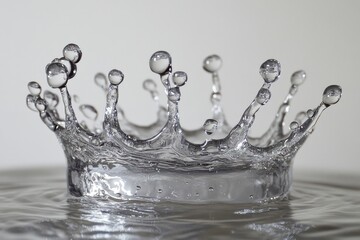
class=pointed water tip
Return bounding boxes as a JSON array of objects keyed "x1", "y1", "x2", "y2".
[
  {"x1": 108, "y1": 69, "x2": 124, "y2": 85},
  {"x1": 172, "y1": 71, "x2": 187, "y2": 87},
  {"x1": 291, "y1": 70, "x2": 306, "y2": 86},
  {"x1": 149, "y1": 51, "x2": 171, "y2": 74},
  {"x1": 28, "y1": 81, "x2": 42, "y2": 96},
  {"x1": 203, "y1": 119, "x2": 218, "y2": 135},
  {"x1": 46, "y1": 62, "x2": 69, "y2": 88},
  {"x1": 322, "y1": 85, "x2": 342, "y2": 106},
  {"x1": 259, "y1": 59, "x2": 281, "y2": 83},
  {"x1": 203, "y1": 55, "x2": 222, "y2": 73},
  {"x1": 63, "y1": 43, "x2": 82, "y2": 63}
]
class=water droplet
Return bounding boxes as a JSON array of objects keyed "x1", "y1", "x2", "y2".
[
  {"x1": 52, "y1": 57, "x2": 77, "y2": 79},
  {"x1": 149, "y1": 51, "x2": 171, "y2": 74},
  {"x1": 249, "y1": 195, "x2": 254, "y2": 199},
  {"x1": 35, "y1": 98, "x2": 47, "y2": 112},
  {"x1": 168, "y1": 87, "x2": 181, "y2": 102},
  {"x1": 79, "y1": 104, "x2": 98, "y2": 120},
  {"x1": 259, "y1": 59, "x2": 281, "y2": 83},
  {"x1": 209, "y1": 187, "x2": 214, "y2": 192},
  {"x1": 73, "y1": 94, "x2": 80, "y2": 103},
  {"x1": 63, "y1": 43, "x2": 82, "y2": 63},
  {"x1": 28, "y1": 81, "x2": 42, "y2": 96},
  {"x1": 307, "y1": 109, "x2": 314, "y2": 118},
  {"x1": 143, "y1": 79, "x2": 157, "y2": 92},
  {"x1": 203, "y1": 55, "x2": 222, "y2": 73},
  {"x1": 46, "y1": 63, "x2": 68, "y2": 88},
  {"x1": 136, "y1": 185, "x2": 141, "y2": 190},
  {"x1": 203, "y1": 119, "x2": 218, "y2": 135},
  {"x1": 322, "y1": 85, "x2": 342, "y2": 106},
  {"x1": 158, "y1": 189, "x2": 162, "y2": 193},
  {"x1": 108, "y1": 69, "x2": 124, "y2": 85},
  {"x1": 291, "y1": 70, "x2": 306, "y2": 86},
  {"x1": 256, "y1": 88, "x2": 271, "y2": 105},
  {"x1": 172, "y1": 71, "x2": 187, "y2": 87},
  {"x1": 290, "y1": 121, "x2": 299, "y2": 130},
  {"x1": 26, "y1": 94, "x2": 37, "y2": 112},
  {"x1": 94, "y1": 73, "x2": 108, "y2": 90},
  {"x1": 43, "y1": 91, "x2": 59, "y2": 109}
]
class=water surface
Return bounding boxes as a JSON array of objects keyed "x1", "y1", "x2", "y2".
[{"x1": 0, "y1": 168, "x2": 359, "y2": 239}]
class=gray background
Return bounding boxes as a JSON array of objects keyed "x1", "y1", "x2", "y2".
[{"x1": 1, "y1": 0, "x2": 359, "y2": 176}]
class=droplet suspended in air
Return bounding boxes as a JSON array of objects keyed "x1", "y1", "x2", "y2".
[
  {"x1": 290, "y1": 121, "x2": 299, "y2": 130},
  {"x1": 307, "y1": 109, "x2": 314, "y2": 118},
  {"x1": 94, "y1": 73, "x2": 108, "y2": 90},
  {"x1": 108, "y1": 69, "x2": 124, "y2": 85},
  {"x1": 43, "y1": 90, "x2": 59, "y2": 109},
  {"x1": 256, "y1": 88, "x2": 271, "y2": 105},
  {"x1": 28, "y1": 82, "x2": 42, "y2": 96},
  {"x1": 259, "y1": 59, "x2": 281, "y2": 83},
  {"x1": 143, "y1": 79, "x2": 157, "y2": 92},
  {"x1": 63, "y1": 43, "x2": 82, "y2": 63},
  {"x1": 172, "y1": 71, "x2": 187, "y2": 86},
  {"x1": 203, "y1": 55, "x2": 222, "y2": 73},
  {"x1": 291, "y1": 70, "x2": 306, "y2": 86},
  {"x1": 322, "y1": 85, "x2": 342, "y2": 106},
  {"x1": 203, "y1": 119, "x2": 218, "y2": 135},
  {"x1": 79, "y1": 104, "x2": 98, "y2": 120},
  {"x1": 35, "y1": 98, "x2": 47, "y2": 112},
  {"x1": 168, "y1": 87, "x2": 181, "y2": 102},
  {"x1": 26, "y1": 94, "x2": 37, "y2": 112},
  {"x1": 46, "y1": 62, "x2": 68, "y2": 88},
  {"x1": 52, "y1": 57, "x2": 77, "y2": 79},
  {"x1": 149, "y1": 51, "x2": 171, "y2": 74}
]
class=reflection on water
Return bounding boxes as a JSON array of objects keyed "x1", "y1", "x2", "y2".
[{"x1": 0, "y1": 168, "x2": 359, "y2": 239}]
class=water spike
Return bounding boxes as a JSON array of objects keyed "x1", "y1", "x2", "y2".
[
  {"x1": 149, "y1": 51, "x2": 172, "y2": 92},
  {"x1": 63, "y1": 43, "x2": 82, "y2": 63},
  {"x1": 103, "y1": 69, "x2": 124, "y2": 135},
  {"x1": 35, "y1": 98, "x2": 58, "y2": 131},
  {"x1": 276, "y1": 85, "x2": 342, "y2": 154},
  {"x1": 250, "y1": 70, "x2": 307, "y2": 146}
]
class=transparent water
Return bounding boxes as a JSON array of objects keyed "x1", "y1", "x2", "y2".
[{"x1": 1, "y1": 168, "x2": 359, "y2": 239}]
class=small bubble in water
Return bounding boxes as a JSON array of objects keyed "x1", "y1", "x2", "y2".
[
  {"x1": 172, "y1": 71, "x2": 187, "y2": 86},
  {"x1": 209, "y1": 187, "x2": 214, "y2": 192},
  {"x1": 63, "y1": 43, "x2": 82, "y2": 63},
  {"x1": 46, "y1": 63, "x2": 68, "y2": 88},
  {"x1": 203, "y1": 119, "x2": 218, "y2": 135},
  {"x1": 28, "y1": 82, "x2": 42, "y2": 96},
  {"x1": 26, "y1": 94, "x2": 37, "y2": 112},
  {"x1": 307, "y1": 109, "x2": 314, "y2": 118},
  {"x1": 290, "y1": 121, "x2": 299, "y2": 130},
  {"x1": 95, "y1": 73, "x2": 108, "y2": 90},
  {"x1": 259, "y1": 59, "x2": 281, "y2": 83},
  {"x1": 79, "y1": 104, "x2": 98, "y2": 120},
  {"x1": 256, "y1": 88, "x2": 271, "y2": 105},
  {"x1": 149, "y1": 51, "x2": 171, "y2": 74},
  {"x1": 322, "y1": 85, "x2": 342, "y2": 106},
  {"x1": 291, "y1": 70, "x2": 306, "y2": 86},
  {"x1": 203, "y1": 55, "x2": 222, "y2": 73},
  {"x1": 168, "y1": 87, "x2": 181, "y2": 102},
  {"x1": 108, "y1": 69, "x2": 124, "y2": 85},
  {"x1": 136, "y1": 186, "x2": 141, "y2": 190},
  {"x1": 43, "y1": 91, "x2": 59, "y2": 109}
]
